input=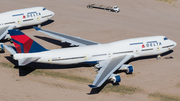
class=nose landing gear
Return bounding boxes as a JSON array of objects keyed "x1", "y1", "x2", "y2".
[
  {"x1": 157, "y1": 55, "x2": 161, "y2": 60},
  {"x1": 38, "y1": 24, "x2": 41, "y2": 28}
]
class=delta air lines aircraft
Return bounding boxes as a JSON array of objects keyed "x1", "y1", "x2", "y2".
[
  {"x1": 0, "y1": 7, "x2": 54, "y2": 41},
  {"x1": 4, "y1": 28, "x2": 177, "y2": 88}
]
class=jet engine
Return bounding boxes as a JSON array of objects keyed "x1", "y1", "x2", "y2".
[
  {"x1": 126, "y1": 65, "x2": 134, "y2": 74},
  {"x1": 0, "y1": 43, "x2": 4, "y2": 51},
  {"x1": 109, "y1": 74, "x2": 121, "y2": 83},
  {"x1": 119, "y1": 64, "x2": 134, "y2": 74}
]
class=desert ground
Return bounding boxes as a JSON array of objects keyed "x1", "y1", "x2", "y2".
[{"x1": 0, "y1": 0, "x2": 180, "y2": 101}]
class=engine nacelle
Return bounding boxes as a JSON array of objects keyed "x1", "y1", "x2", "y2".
[
  {"x1": 126, "y1": 65, "x2": 134, "y2": 74},
  {"x1": 0, "y1": 43, "x2": 4, "y2": 51},
  {"x1": 119, "y1": 64, "x2": 134, "y2": 74},
  {"x1": 109, "y1": 74, "x2": 121, "y2": 83}
]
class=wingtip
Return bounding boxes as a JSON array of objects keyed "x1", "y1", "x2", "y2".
[
  {"x1": 89, "y1": 85, "x2": 97, "y2": 88},
  {"x1": 34, "y1": 27, "x2": 41, "y2": 31}
]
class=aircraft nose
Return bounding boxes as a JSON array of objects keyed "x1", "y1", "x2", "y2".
[
  {"x1": 47, "y1": 10, "x2": 55, "y2": 18},
  {"x1": 171, "y1": 40, "x2": 177, "y2": 49},
  {"x1": 51, "y1": 11, "x2": 55, "y2": 17},
  {"x1": 173, "y1": 41, "x2": 177, "y2": 47}
]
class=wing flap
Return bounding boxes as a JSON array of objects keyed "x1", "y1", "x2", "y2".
[
  {"x1": 0, "y1": 26, "x2": 15, "y2": 40},
  {"x1": 18, "y1": 57, "x2": 40, "y2": 66},
  {"x1": 34, "y1": 27, "x2": 100, "y2": 46},
  {"x1": 89, "y1": 55, "x2": 133, "y2": 88}
]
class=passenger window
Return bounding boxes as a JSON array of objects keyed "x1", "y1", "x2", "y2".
[{"x1": 164, "y1": 37, "x2": 168, "y2": 40}]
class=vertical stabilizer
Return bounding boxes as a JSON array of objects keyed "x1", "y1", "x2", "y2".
[{"x1": 8, "y1": 29, "x2": 48, "y2": 53}]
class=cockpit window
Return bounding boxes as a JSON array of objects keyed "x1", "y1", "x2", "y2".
[
  {"x1": 164, "y1": 37, "x2": 168, "y2": 40},
  {"x1": 43, "y1": 8, "x2": 46, "y2": 11}
]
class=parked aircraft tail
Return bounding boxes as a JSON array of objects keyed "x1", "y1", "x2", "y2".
[{"x1": 8, "y1": 29, "x2": 48, "y2": 53}]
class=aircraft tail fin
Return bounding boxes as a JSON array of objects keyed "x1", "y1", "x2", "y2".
[{"x1": 8, "y1": 29, "x2": 48, "y2": 53}]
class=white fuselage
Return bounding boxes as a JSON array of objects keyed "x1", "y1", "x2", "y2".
[
  {"x1": 0, "y1": 7, "x2": 54, "y2": 29},
  {"x1": 13, "y1": 36, "x2": 177, "y2": 65}
]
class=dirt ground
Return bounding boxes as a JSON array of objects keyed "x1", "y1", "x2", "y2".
[{"x1": 0, "y1": 0, "x2": 180, "y2": 101}]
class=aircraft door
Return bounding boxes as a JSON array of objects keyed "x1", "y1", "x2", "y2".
[
  {"x1": 18, "y1": 13, "x2": 30, "y2": 27},
  {"x1": 139, "y1": 39, "x2": 150, "y2": 56},
  {"x1": 37, "y1": 16, "x2": 40, "y2": 21},
  {"x1": 15, "y1": 18, "x2": 23, "y2": 28},
  {"x1": 135, "y1": 39, "x2": 144, "y2": 55},
  {"x1": 156, "y1": 42, "x2": 161, "y2": 51},
  {"x1": 108, "y1": 51, "x2": 112, "y2": 57}
]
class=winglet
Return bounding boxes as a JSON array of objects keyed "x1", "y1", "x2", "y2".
[
  {"x1": 34, "y1": 27, "x2": 41, "y2": 31},
  {"x1": 88, "y1": 85, "x2": 97, "y2": 88}
]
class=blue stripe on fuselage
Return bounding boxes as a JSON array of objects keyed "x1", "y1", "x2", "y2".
[
  {"x1": 147, "y1": 41, "x2": 157, "y2": 43},
  {"x1": 12, "y1": 13, "x2": 24, "y2": 17},
  {"x1": 27, "y1": 12, "x2": 37, "y2": 14},
  {"x1": 83, "y1": 61, "x2": 99, "y2": 64},
  {"x1": 130, "y1": 42, "x2": 143, "y2": 45}
]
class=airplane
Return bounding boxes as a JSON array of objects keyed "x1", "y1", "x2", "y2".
[
  {"x1": 4, "y1": 27, "x2": 176, "y2": 88},
  {"x1": 0, "y1": 7, "x2": 54, "y2": 41}
]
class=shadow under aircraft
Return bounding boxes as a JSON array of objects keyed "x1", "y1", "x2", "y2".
[
  {"x1": 5, "y1": 50, "x2": 174, "y2": 94},
  {"x1": 19, "y1": 20, "x2": 54, "y2": 30}
]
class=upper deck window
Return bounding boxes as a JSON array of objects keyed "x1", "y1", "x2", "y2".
[
  {"x1": 43, "y1": 8, "x2": 46, "y2": 11},
  {"x1": 164, "y1": 37, "x2": 168, "y2": 40}
]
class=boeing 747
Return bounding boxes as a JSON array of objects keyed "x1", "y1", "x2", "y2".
[
  {"x1": 0, "y1": 7, "x2": 54, "y2": 41},
  {"x1": 4, "y1": 28, "x2": 177, "y2": 88}
]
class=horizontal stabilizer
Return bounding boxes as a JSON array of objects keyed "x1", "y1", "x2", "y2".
[
  {"x1": 18, "y1": 57, "x2": 40, "y2": 66},
  {"x1": 3, "y1": 45, "x2": 17, "y2": 54},
  {"x1": 34, "y1": 27, "x2": 100, "y2": 46}
]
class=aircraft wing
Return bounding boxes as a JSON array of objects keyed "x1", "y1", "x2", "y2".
[
  {"x1": 89, "y1": 55, "x2": 133, "y2": 88},
  {"x1": 34, "y1": 27, "x2": 100, "y2": 46},
  {"x1": 0, "y1": 26, "x2": 15, "y2": 40}
]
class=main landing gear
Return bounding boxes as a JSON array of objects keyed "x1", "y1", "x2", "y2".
[
  {"x1": 157, "y1": 54, "x2": 161, "y2": 60},
  {"x1": 38, "y1": 24, "x2": 41, "y2": 28}
]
